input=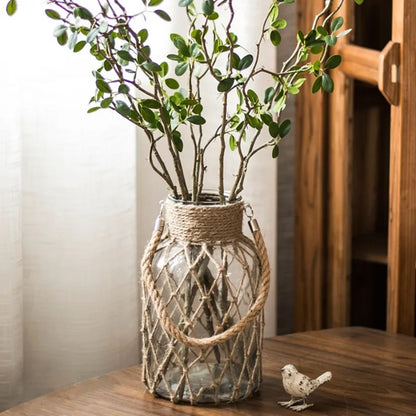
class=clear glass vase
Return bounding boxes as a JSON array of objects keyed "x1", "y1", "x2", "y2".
[{"x1": 141, "y1": 195, "x2": 269, "y2": 404}]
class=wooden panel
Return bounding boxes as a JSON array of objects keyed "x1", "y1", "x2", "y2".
[
  {"x1": 326, "y1": 1, "x2": 354, "y2": 327},
  {"x1": 2, "y1": 328, "x2": 416, "y2": 416},
  {"x1": 294, "y1": 0, "x2": 327, "y2": 331},
  {"x1": 339, "y1": 44, "x2": 379, "y2": 85},
  {"x1": 387, "y1": 0, "x2": 416, "y2": 335}
]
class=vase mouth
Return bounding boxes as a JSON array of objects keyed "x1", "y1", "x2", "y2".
[
  {"x1": 164, "y1": 194, "x2": 244, "y2": 243},
  {"x1": 168, "y1": 191, "x2": 242, "y2": 206}
]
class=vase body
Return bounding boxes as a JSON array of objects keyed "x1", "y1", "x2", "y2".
[{"x1": 141, "y1": 196, "x2": 267, "y2": 404}]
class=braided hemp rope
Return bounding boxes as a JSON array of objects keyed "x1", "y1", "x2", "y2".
[
  {"x1": 140, "y1": 214, "x2": 270, "y2": 349},
  {"x1": 164, "y1": 197, "x2": 244, "y2": 243}
]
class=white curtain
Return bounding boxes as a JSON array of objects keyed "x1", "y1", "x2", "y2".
[
  {"x1": 1, "y1": 1, "x2": 278, "y2": 411},
  {"x1": 1, "y1": 3, "x2": 138, "y2": 410}
]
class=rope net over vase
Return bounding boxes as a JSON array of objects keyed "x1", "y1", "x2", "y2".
[{"x1": 141, "y1": 196, "x2": 270, "y2": 404}]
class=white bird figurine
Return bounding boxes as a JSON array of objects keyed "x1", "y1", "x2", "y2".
[{"x1": 278, "y1": 364, "x2": 332, "y2": 412}]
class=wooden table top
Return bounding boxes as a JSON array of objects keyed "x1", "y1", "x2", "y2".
[{"x1": 2, "y1": 327, "x2": 415, "y2": 415}]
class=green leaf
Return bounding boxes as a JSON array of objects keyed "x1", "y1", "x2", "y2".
[
  {"x1": 142, "y1": 99, "x2": 161, "y2": 109},
  {"x1": 193, "y1": 104, "x2": 203, "y2": 114},
  {"x1": 217, "y1": 78, "x2": 234, "y2": 92},
  {"x1": 139, "y1": 106, "x2": 156, "y2": 124},
  {"x1": 316, "y1": 26, "x2": 328, "y2": 37},
  {"x1": 272, "y1": 18, "x2": 287, "y2": 30},
  {"x1": 272, "y1": 144, "x2": 279, "y2": 158},
  {"x1": 45, "y1": 9, "x2": 60, "y2": 20},
  {"x1": 167, "y1": 54, "x2": 183, "y2": 62},
  {"x1": 86, "y1": 28, "x2": 99, "y2": 44},
  {"x1": 179, "y1": 0, "x2": 193, "y2": 6},
  {"x1": 87, "y1": 107, "x2": 101, "y2": 114},
  {"x1": 118, "y1": 84, "x2": 130, "y2": 94},
  {"x1": 273, "y1": 91, "x2": 286, "y2": 113},
  {"x1": 229, "y1": 135, "x2": 237, "y2": 151},
  {"x1": 269, "y1": 3, "x2": 278, "y2": 21},
  {"x1": 74, "y1": 6, "x2": 93, "y2": 21},
  {"x1": 231, "y1": 53, "x2": 240, "y2": 70},
  {"x1": 187, "y1": 115, "x2": 206, "y2": 125},
  {"x1": 270, "y1": 30, "x2": 281, "y2": 46},
  {"x1": 355, "y1": 0, "x2": 365, "y2": 4},
  {"x1": 287, "y1": 86, "x2": 299, "y2": 95},
  {"x1": 337, "y1": 29, "x2": 352, "y2": 38},
  {"x1": 99, "y1": 21, "x2": 109, "y2": 34},
  {"x1": 172, "y1": 35, "x2": 189, "y2": 57},
  {"x1": 269, "y1": 122, "x2": 279, "y2": 138},
  {"x1": 172, "y1": 131, "x2": 183, "y2": 152},
  {"x1": 96, "y1": 79, "x2": 112, "y2": 93},
  {"x1": 73, "y1": 41, "x2": 86, "y2": 53},
  {"x1": 246, "y1": 115, "x2": 262, "y2": 130},
  {"x1": 138, "y1": 29, "x2": 148, "y2": 42},
  {"x1": 325, "y1": 34, "x2": 337, "y2": 46},
  {"x1": 264, "y1": 87, "x2": 275, "y2": 104},
  {"x1": 68, "y1": 31, "x2": 78, "y2": 50},
  {"x1": 304, "y1": 29, "x2": 317, "y2": 46},
  {"x1": 57, "y1": 31, "x2": 68, "y2": 46},
  {"x1": 313, "y1": 60, "x2": 321, "y2": 71},
  {"x1": 190, "y1": 43, "x2": 200, "y2": 57},
  {"x1": 191, "y1": 29, "x2": 202, "y2": 45},
  {"x1": 202, "y1": 0, "x2": 214, "y2": 15},
  {"x1": 115, "y1": 100, "x2": 131, "y2": 117},
  {"x1": 238, "y1": 54, "x2": 254, "y2": 71},
  {"x1": 322, "y1": 73, "x2": 334, "y2": 93},
  {"x1": 312, "y1": 76, "x2": 322, "y2": 93},
  {"x1": 325, "y1": 54, "x2": 342, "y2": 70},
  {"x1": 117, "y1": 50, "x2": 134, "y2": 62},
  {"x1": 260, "y1": 113, "x2": 273, "y2": 126},
  {"x1": 6, "y1": 0, "x2": 17, "y2": 16},
  {"x1": 247, "y1": 89, "x2": 258, "y2": 105},
  {"x1": 92, "y1": 70, "x2": 104, "y2": 80},
  {"x1": 279, "y1": 119, "x2": 291, "y2": 137},
  {"x1": 154, "y1": 9, "x2": 171, "y2": 21},
  {"x1": 143, "y1": 62, "x2": 162, "y2": 72},
  {"x1": 165, "y1": 78, "x2": 180, "y2": 89},
  {"x1": 175, "y1": 62, "x2": 188, "y2": 76},
  {"x1": 100, "y1": 97, "x2": 113, "y2": 108},
  {"x1": 310, "y1": 46, "x2": 323, "y2": 55},
  {"x1": 331, "y1": 16, "x2": 344, "y2": 33},
  {"x1": 54, "y1": 25, "x2": 67, "y2": 38},
  {"x1": 292, "y1": 78, "x2": 306, "y2": 89},
  {"x1": 104, "y1": 60, "x2": 113, "y2": 71},
  {"x1": 149, "y1": 0, "x2": 164, "y2": 5}
]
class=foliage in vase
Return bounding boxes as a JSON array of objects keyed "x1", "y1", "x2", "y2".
[{"x1": 6, "y1": 0, "x2": 364, "y2": 203}]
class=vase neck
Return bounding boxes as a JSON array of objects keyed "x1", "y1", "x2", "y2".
[{"x1": 164, "y1": 198, "x2": 244, "y2": 243}]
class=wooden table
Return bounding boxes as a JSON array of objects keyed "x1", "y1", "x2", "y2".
[{"x1": 2, "y1": 327, "x2": 415, "y2": 415}]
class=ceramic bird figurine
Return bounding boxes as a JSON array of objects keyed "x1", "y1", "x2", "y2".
[{"x1": 278, "y1": 364, "x2": 332, "y2": 412}]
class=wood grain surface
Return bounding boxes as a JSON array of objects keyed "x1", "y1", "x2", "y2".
[
  {"x1": 294, "y1": 0, "x2": 327, "y2": 332},
  {"x1": 2, "y1": 327, "x2": 415, "y2": 415},
  {"x1": 387, "y1": 0, "x2": 416, "y2": 336}
]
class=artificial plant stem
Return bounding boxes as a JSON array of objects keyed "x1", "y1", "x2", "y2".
[
  {"x1": 218, "y1": 93, "x2": 228, "y2": 204},
  {"x1": 217, "y1": 0, "x2": 235, "y2": 204},
  {"x1": 153, "y1": 77, "x2": 189, "y2": 200},
  {"x1": 148, "y1": 137, "x2": 179, "y2": 198},
  {"x1": 160, "y1": 115, "x2": 190, "y2": 200},
  {"x1": 228, "y1": 122, "x2": 248, "y2": 201}
]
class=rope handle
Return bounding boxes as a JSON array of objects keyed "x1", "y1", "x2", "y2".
[{"x1": 141, "y1": 213, "x2": 270, "y2": 349}]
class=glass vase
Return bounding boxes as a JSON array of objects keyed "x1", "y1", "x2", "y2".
[{"x1": 141, "y1": 194, "x2": 270, "y2": 404}]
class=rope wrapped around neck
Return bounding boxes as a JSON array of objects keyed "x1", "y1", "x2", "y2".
[{"x1": 164, "y1": 198, "x2": 244, "y2": 243}]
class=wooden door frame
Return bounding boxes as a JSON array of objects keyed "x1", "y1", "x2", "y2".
[{"x1": 295, "y1": 0, "x2": 416, "y2": 335}]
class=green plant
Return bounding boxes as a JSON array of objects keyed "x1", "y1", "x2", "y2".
[{"x1": 6, "y1": 0, "x2": 364, "y2": 203}]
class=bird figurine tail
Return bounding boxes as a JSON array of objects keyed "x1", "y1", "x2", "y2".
[{"x1": 315, "y1": 371, "x2": 332, "y2": 387}]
